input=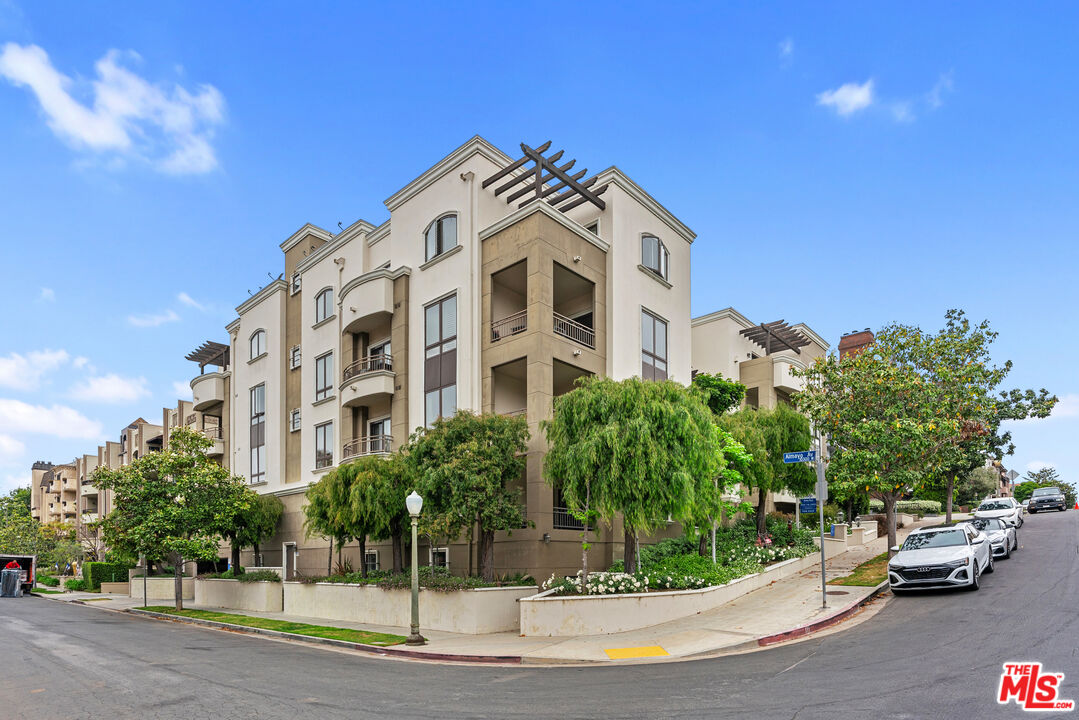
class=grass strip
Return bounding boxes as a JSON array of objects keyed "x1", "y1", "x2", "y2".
[
  {"x1": 828, "y1": 551, "x2": 889, "y2": 587},
  {"x1": 142, "y1": 606, "x2": 406, "y2": 646},
  {"x1": 32, "y1": 589, "x2": 66, "y2": 595}
]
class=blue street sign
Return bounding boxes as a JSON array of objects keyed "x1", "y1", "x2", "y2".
[
  {"x1": 799, "y1": 498, "x2": 817, "y2": 514},
  {"x1": 783, "y1": 450, "x2": 817, "y2": 464}
]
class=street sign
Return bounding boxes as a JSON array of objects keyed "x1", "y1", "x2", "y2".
[
  {"x1": 783, "y1": 450, "x2": 817, "y2": 464},
  {"x1": 799, "y1": 497, "x2": 817, "y2": 514}
]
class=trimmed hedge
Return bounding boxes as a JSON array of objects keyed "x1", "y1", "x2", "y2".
[
  {"x1": 64, "y1": 578, "x2": 88, "y2": 591},
  {"x1": 83, "y1": 561, "x2": 134, "y2": 591},
  {"x1": 868, "y1": 499, "x2": 942, "y2": 515}
]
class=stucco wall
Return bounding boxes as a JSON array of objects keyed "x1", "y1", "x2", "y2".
[
  {"x1": 127, "y1": 577, "x2": 194, "y2": 601},
  {"x1": 194, "y1": 579, "x2": 283, "y2": 612}
]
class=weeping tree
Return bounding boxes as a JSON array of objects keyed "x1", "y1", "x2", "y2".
[
  {"x1": 719, "y1": 404, "x2": 816, "y2": 535},
  {"x1": 408, "y1": 411, "x2": 529, "y2": 581},
  {"x1": 223, "y1": 492, "x2": 284, "y2": 571},
  {"x1": 303, "y1": 465, "x2": 361, "y2": 575},
  {"x1": 361, "y1": 451, "x2": 412, "y2": 573},
  {"x1": 93, "y1": 427, "x2": 250, "y2": 610},
  {"x1": 542, "y1": 376, "x2": 724, "y2": 580}
]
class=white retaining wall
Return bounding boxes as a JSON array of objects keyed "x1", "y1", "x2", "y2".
[{"x1": 194, "y1": 579, "x2": 283, "y2": 612}]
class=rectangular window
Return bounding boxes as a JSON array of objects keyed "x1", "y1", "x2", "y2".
[
  {"x1": 424, "y1": 295, "x2": 457, "y2": 425},
  {"x1": 290, "y1": 408, "x2": 301, "y2": 432},
  {"x1": 364, "y1": 550, "x2": 379, "y2": 574},
  {"x1": 641, "y1": 235, "x2": 669, "y2": 282},
  {"x1": 369, "y1": 417, "x2": 391, "y2": 453},
  {"x1": 315, "y1": 352, "x2": 333, "y2": 402},
  {"x1": 430, "y1": 547, "x2": 449, "y2": 569},
  {"x1": 368, "y1": 340, "x2": 391, "y2": 371},
  {"x1": 249, "y1": 384, "x2": 266, "y2": 483},
  {"x1": 315, "y1": 421, "x2": 333, "y2": 469},
  {"x1": 291, "y1": 273, "x2": 301, "y2": 295},
  {"x1": 289, "y1": 345, "x2": 301, "y2": 370},
  {"x1": 586, "y1": 220, "x2": 599, "y2": 235},
  {"x1": 641, "y1": 310, "x2": 668, "y2": 381}
]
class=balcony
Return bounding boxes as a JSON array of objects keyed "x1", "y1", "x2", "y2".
[
  {"x1": 341, "y1": 435, "x2": 393, "y2": 462},
  {"x1": 491, "y1": 260, "x2": 527, "y2": 343},
  {"x1": 340, "y1": 356, "x2": 395, "y2": 408},
  {"x1": 553, "y1": 506, "x2": 586, "y2": 531},
  {"x1": 772, "y1": 356, "x2": 805, "y2": 394},
  {"x1": 199, "y1": 426, "x2": 225, "y2": 456},
  {"x1": 191, "y1": 371, "x2": 227, "y2": 411},
  {"x1": 553, "y1": 313, "x2": 595, "y2": 349},
  {"x1": 341, "y1": 270, "x2": 395, "y2": 335},
  {"x1": 81, "y1": 482, "x2": 98, "y2": 497},
  {"x1": 491, "y1": 310, "x2": 527, "y2": 342}
]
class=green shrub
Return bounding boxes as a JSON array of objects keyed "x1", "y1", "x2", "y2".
[
  {"x1": 238, "y1": 570, "x2": 280, "y2": 583},
  {"x1": 36, "y1": 574, "x2": 60, "y2": 587},
  {"x1": 83, "y1": 561, "x2": 134, "y2": 591},
  {"x1": 64, "y1": 578, "x2": 88, "y2": 591},
  {"x1": 299, "y1": 566, "x2": 530, "y2": 592}
]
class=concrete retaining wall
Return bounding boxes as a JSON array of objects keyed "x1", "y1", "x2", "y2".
[
  {"x1": 128, "y1": 576, "x2": 194, "y2": 601},
  {"x1": 194, "y1": 579, "x2": 283, "y2": 612},
  {"x1": 100, "y1": 582, "x2": 129, "y2": 595},
  {"x1": 282, "y1": 583, "x2": 537, "y2": 633}
]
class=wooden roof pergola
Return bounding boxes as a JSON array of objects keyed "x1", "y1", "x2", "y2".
[
  {"x1": 483, "y1": 141, "x2": 609, "y2": 213},
  {"x1": 740, "y1": 321, "x2": 811, "y2": 355},
  {"x1": 185, "y1": 341, "x2": 230, "y2": 374}
]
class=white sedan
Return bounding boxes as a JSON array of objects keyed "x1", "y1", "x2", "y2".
[
  {"x1": 888, "y1": 524, "x2": 994, "y2": 592},
  {"x1": 974, "y1": 498, "x2": 1024, "y2": 527},
  {"x1": 968, "y1": 517, "x2": 1018, "y2": 559}
]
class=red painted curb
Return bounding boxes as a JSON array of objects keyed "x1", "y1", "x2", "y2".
[{"x1": 756, "y1": 582, "x2": 888, "y2": 647}]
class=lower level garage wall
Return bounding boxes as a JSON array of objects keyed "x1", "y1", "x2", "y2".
[
  {"x1": 128, "y1": 577, "x2": 194, "y2": 601},
  {"x1": 520, "y1": 549, "x2": 847, "y2": 637},
  {"x1": 194, "y1": 579, "x2": 283, "y2": 612},
  {"x1": 282, "y1": 583, "x2": 537, "y2": 633}
]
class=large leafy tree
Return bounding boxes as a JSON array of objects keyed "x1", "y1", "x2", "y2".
[
  {"x1": 408, "y1": 411, "x2": 528, "y2": 581},
  {"x1": 223, "y1": 492, "x2": 284, "y2": 571},
  {"x1": 359, "y1": 451, "x2": 412, "y2": 573},
  {"x1": 303, "y1": 462, "x2": 379, "y2": 576},
  {"x1": 691, "y1": 372, "x2": 746, "y2": 416},
  {"x1": 93, "y1": 427, "x2": 250, "y2": 609},
  {"x1": 719, "y1": 404, "x2": 816, "y2": 535},
  {"x1": 0, "y1": 486, "x2": 31, "y2": 523},
  {"x1": 542, "y1": 376, "x2": 724, "y2": 578}
]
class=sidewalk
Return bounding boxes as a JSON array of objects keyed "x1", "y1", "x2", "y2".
[{"x1": 41, "y1": 515, "x2": 958, "y2": 665}]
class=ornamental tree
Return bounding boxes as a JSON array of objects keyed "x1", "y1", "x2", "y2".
[
  {"x1": 691, "y1": 372, "x2": 746, "y2": 416},
  {"x1": 408, "y1": 411, "x2": 529, "y2": 581},
  {"x1": 93, "y1": 427, "x2": 251, "y2": 609},
  {"x1": 223, "y1": 492, "x2": 284, "y2": 571},
  {"x1": 719, "y1": 404, "x2": 816, "y2": 535},
  {"x1": 303, "y1": 462, "x2": 380, "y2": 576},
  {"x1": 357, "y1": 451, "x2": 412, "y2": 573},
  {"x1": 542, "y1": 376, "x2": 724, "y2": 578}
]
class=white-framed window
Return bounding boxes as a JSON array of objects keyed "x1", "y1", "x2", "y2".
[
  {"x1": 424, "y1": 295, "x2": 457, "y2": 425},
  {"x1": 291, "y1": 272, "x2": 301, "y2": 295},
  {"x1": 289, "y1": 408, "x2": 301, "y2": 432},
  {"x1": 641, "y1": 235, "x2": 669, "y2": 282},
  {"x1": 641, "y1": 309, "x2": 668, "y2": 381},
  {"x1": 289, "y1": 345, "x2": 301, "y2": 370},
  {"x1": 364, "y1": 550, "x2": 379, "y2": 574},
  {"x1": 249, "y1": 384, "x2": 266, "y2": 483},
  {"x1": 430, "y1": 547, "x2": 449, "y2": 569},
  {"x1": 249, "y1": 329, "x2": 267, "y2": 360},
  {"x1": 424, "y1": 214, "x2": 458, "y2": 262},
  {"x1": 315, "y1": 352, "x2": 334, "y2": 402},
  {"x1": 315, "y1": 421, "x2": 333, "y2": 469},
  {"x1": 315, "y1": 288, "x2": 334, "y2": 324}
]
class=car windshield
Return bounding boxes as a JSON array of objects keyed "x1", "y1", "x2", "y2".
[
  {"x1": 1031, "y1": 488, "x2": 1061, "y2": 497},
  {"x1": 969, "y1": 518, "x2": 1002, "y2": 533},
  {"x1": 978, "y1": 501, "x2": 1011, "y2": 510},
  {"x1": 901, "y1": 530, "x2": 967, "y2": 550}
]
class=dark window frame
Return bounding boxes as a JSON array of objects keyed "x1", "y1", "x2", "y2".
[
  {"x1": 424, "y1": 294, "x2": 458, "y2": 425},
  {"x1": 315, "y1": 288, "x2": 334, "y2": 324},
  {"x1": 424, "y1": 214, "x2": 458, "y2": 262},
  {"x1": 641, "y1": 235, "x2": 669, "y2": 282},
  {"x1": 315, "y1": 421, "x2": 333, "y2": 469},
  {"x1": 641, "y1": 309, "x2": 669, "y2": 381},
  {"x1": 315, "y1": 351, "x2": 334, "y2": 402},
  {"x1": 249, "y1": 384, "x2": 266, "y2": 482}
]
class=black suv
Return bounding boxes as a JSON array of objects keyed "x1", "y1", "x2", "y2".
[{"x1": 1027, "y1": 487, "x2": 1067, "y2": 513}]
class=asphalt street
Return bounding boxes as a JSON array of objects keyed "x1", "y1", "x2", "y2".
[{"x1": 1, "y1": 510, "x2": 1076, "y2": 720}]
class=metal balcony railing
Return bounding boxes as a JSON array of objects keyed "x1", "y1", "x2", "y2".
[
  {"x1": 500, "y1": 408, "x2": 526, "y2": 418},
  {"x1": 342, "y1": 435, "x2": 393, "y2": 461},
  {"x1": 491, "y1": 310, "x2": 527, "y2": 342},
  {"x1": 552, "y1": 506, "x2": 587, "y2": 531},
  {"x1": 553, "y1": 312, "x2": 595, "y2": 349},
  {"x1": 200, "y1": 426, "x2": 222, "y2": 440},
  {"x1": 342, "y1": 353, "x2": 393, "y2": 382}
]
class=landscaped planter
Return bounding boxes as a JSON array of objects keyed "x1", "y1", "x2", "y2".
[
  {"x1": 850, "y1": 524, "x2": 878, "y2": 545},
  {"x1": 520, "y1": 550, "x2": 849, "y2": 637},
  {"x1": 100, "y1": 581, "x2": 129, "y2": 595},
  {"x1": 195, "y1": 578, "x2": 283, "y2": 612},
  {"x1": 282, "y1": 582, "x2": 537, "y2": 634},
  {"x1": 128, "y1": 576, "x2": 194, "y2": 601}
]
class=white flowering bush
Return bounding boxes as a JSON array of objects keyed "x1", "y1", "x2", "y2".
[{"x1": 541, "y1": 569, "x2": 708, "y2": 596}]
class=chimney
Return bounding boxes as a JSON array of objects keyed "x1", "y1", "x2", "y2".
[{"x1": 838, "y1": 329, "x2": 875, "y2": 359}]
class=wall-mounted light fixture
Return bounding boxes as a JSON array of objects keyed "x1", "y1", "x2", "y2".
[{"x1": 542, "y1": 533, "x2": 551, "y2": 544}]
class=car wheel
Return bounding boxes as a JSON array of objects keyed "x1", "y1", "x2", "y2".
[
  {"x1": 1029, "y1": 509, "x2": 1036, "y2": 514},
  {"x1": 968, "y1": 564, "x2": 980, "y2": 591},
  {"x1": 984, "y1": 554, "x2": 994, "y2": 574},
  {"x1": 1004, "y1": 542, "x2": 1011, "y2": 559}
]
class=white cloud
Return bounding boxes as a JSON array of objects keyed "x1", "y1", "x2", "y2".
[
  {"x1": 70, "y1": 373, "x2": 150, "y2": 404},
  {"x1": 778, "y1": 38, "x2": 794, "y2": 63},
  {"x1": 127, "y1": 309, "x2": 180, "y2": 327},
  {"x1": 0, "y1": 42, "x2": 225, "y2": 174},
  {"x1": 1047, "y1": 393, "x2": 1079, "y2": 419},
  {"x1": 1025, "y1": 460, "x2": 1052, "y2": 474},
  {"x1": 927, "y1": 71, "x2": 954, "y2": 109},
  {"x1": 0, "y1": 349, "x2": 70, "y2": 391},
  {"x1": 0, "y1": 399, "x2": 103, "y2": 439},
  {"x1": 1, "y1": 472, "x2": 31, "y2": 494},
  {"x1": 891, "y1": 102, "x2": 915, "y2": 123},
  {"x1": 0, "y1": 433, "x2": 25, "y2": 462},
  {"x1": 72, "y1": 356, "x2": 89, "y2": 369},
  {"x1": 172, "y1": 380, "x2": 193, "y2": 400},
  {"x1": 39, "y1": 287, "x2": 55, "y2": 301},
  {"x1": 177, "y1": 291, "x2": 206, "y2": 311},
  {"x1": 817, "y1": 79, "x2": 875, "y2": 117}
]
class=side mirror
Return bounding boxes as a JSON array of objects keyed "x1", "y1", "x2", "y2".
[
  {"x1": 973, "y1": 536, "x2": 985, "y2": 544},
  {"x1": 890, "y1": 545, "x2": 900, "y2": 553}
]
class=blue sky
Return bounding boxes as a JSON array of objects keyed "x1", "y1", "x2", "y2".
[{"x1": 1, "y1": 2, "x2": 1076, "y2": 494}]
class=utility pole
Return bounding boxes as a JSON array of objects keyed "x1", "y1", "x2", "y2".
[{"x1": 815, "y1": 431, "x2": 828, "y2": 609}]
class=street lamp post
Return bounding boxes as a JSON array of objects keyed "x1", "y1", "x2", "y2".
[{"x1": 405, "y1": 490, "x2": 426, "y2": 646}]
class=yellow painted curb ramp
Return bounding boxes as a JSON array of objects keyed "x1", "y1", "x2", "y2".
[{"x1": 604, "y1": 645, "x2": 669, "y2": 660}]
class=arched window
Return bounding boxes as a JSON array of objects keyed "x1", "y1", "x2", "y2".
[
  {"x1": 424, "y1": 214, "x2": 458, "y2": 262},
  {"x1": 641, "y1": 235, "x2": 669, "y2": 282},
  {"x1": 250, "y1": 329, "x2": 267, "y2": 360},
  {"x1": 315, "y1": 288, "x2": 334, "y2": 324}
]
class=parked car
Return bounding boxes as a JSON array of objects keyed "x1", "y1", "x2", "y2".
[
  {"x1": 1027, "y1": 486, "x2": 1067, "y2": 513},
  {"x1": 887, "y1": 524, "x2": 993, "y2": 593},
  {"x1": 974, "y1": 497, "x2": 1023, "y2": 527},
  {"x1": 1021, "y1": 499, "x2": 1030, "y2": 509},
  {"x1": 967, "y1": 517, "x2": 1017, "y2": 559}
]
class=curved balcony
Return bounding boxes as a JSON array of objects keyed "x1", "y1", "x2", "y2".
[
  {"x1": 341, "y1": 435, "x2": 393, "y2": 462},
  {"x1": 199, "y1": 426, "x2": 225, "y2": 457},
  {"x1": 191, "y1": 371, "x2": 227, "y2": 411},
  {"x1": 772, "y1": 357, "x2": 806, "y2": 394},
  {"x1": 340, "y1": 270, "x2": 395, "y2": 334},
  {"x1": 340, "y1": 355, "x2": 395, "y2": 408}
]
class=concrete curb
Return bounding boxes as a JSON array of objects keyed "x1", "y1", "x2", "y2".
[
  {"x1": 127, "y1": 609, "x2": 523, "y2": 665},
  {"x1": 756, "y1": 581, "x2": 889, "y2": 647}
]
